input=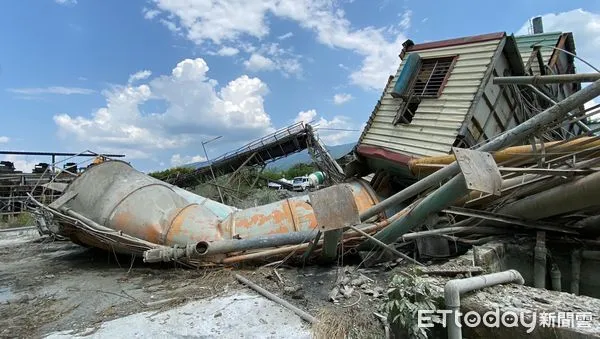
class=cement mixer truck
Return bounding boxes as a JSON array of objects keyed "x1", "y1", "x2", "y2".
[{"x1": 292, "y1": 171, "x2": 326, "y2": 192}]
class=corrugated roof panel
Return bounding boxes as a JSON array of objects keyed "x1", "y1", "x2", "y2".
[
  {"x1": 515, "y1": 32, "x2": 562, "y2": 67},
  {"x1": 360, "y1": 37, "x2": 501, "y2": 158}
]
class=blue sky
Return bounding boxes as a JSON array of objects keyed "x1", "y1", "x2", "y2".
[{"x1": 1, "y1": 0, "x2": 599, "y2": 173}]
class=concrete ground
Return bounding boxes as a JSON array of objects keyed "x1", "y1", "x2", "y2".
[
  {"x1": 0, "y1": 227, "x2": 390, "y2": 339},
  {"x1": 0, "y1": 228, "x2": 312, "y2": 338}
]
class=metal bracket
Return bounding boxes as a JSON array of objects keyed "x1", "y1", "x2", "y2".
[
  {"x1": 452, "y1": 147, "x2": 502, "y2": 195},
  {"x1": 308, "y1": 184, "x2": 360, "y2": 231}
]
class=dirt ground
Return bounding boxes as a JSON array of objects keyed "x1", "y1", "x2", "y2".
[{"x1": 0, "y1": 228, "x2": 394, "y2": 339}]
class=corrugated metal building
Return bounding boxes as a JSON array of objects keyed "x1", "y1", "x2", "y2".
[
  {"x1": 350, "y1": 26, "x2": 584, "y2": 189},
  {"x1": 353, "y1": 32, "x2": 525, "y2": 183}
]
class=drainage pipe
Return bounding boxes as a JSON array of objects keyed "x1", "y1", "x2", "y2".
[
  {"x1": 444, "y1": 269, "x2": 525, "y2": 339},
  {"x1": 493, "y1": 73, "x2": 600, "y2": 85},
  {"x1": 361, "y1": 79, "x2": 600, "y2": 246},
  {"x1": 534, "y1": 231, "x2": 547, "y2": 289},
  {"x1": 571, "y1": 250, "x2": 581, "y2": 295},
  {"x1": 550, "y1": 264, "x2": 562, "y2": 291}
]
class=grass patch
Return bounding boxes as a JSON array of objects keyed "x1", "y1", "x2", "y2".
[{"x1": 0, "y1": 212, "x2": 35, "y2": 229}]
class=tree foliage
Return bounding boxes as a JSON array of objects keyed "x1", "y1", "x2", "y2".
[
  {"x1": 148, "y1": 167, "x2": 195, "y2": 182},
  {"x1": 263, "y1": 163, "x2": 318, "y2": 181}
]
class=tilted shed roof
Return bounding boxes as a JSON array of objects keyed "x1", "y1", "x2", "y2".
[{"x1": 515, "y1": 32, "x2": 562, "y2": 67}]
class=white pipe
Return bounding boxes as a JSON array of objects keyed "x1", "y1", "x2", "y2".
[{"x1": 444, "y1": 270, "x2": 525, "y2": 339}]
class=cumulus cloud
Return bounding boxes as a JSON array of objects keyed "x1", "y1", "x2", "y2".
[
  {"x1": 54, "y1": 58, "x2": 275, "y2": 158},
  {"x1": 171, "y1": 154, "x2": 206, "y2": 166},
  {"x1": 294, "y1": 109, "x2": 360, "y2": 145},
  {"x1": 0, "y1": 136, "x2": 9, "y2": 143},
  {"x1": 333, "y1": 93, "x2": 353, "y2": 105},
  {"x1": 7, "y1": 87, "x2": 95, "y2": 95},
  {"x1": 244, "y1": 54, "x2": 276, "y2": 72},
  {"x1": 128, "y1": 70, "x2": 152, "y2": 84},
  {"x1": 217, "y1": 46, "x2": 240, "y2": 56},
  {"x1": 242, "y1": 42, "x2": 303, "y2": 77},
  {"x1": 146, "y1": 0, "x2": 407, "y2": 90}
]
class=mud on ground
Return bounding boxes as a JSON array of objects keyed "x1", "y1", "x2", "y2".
[{"x1": 0, "y1": 230, "x2": 396, "y2": 338}]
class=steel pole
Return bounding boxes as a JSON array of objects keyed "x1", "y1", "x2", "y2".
[
  {"x1": 526, "y1": 84, "x2": 591, "y2": 133},
  {"x1": 493, "y1": 73, "x2": 600, "y2": 85},
  {"x1": 202, "y1": 139, "x2": 224, "y2": 204},
  {"x1": 362, "y1": 79, "x2": 600, "y2": 246}
]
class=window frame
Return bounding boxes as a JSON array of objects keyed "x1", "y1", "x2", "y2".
[{"x1": 412, "y1": 55, "x2": 458, "y2": 98}]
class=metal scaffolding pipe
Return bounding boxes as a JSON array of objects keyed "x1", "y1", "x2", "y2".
[
  {"x1": 143, "y1": 230, "x2": 317, "y2": 263},
  {"x1": 493, "y1": 73, "x2": 600, "y2": 85},
  {"x1": 362, "y1": 79, "x2": 600, "y2": 246},
  {"x1": 526, "y1": 84, "x2": 592, "y2": 133},
  {"x1": 408, "y1": 137, "x2": 600, "y2": 176},
  {"x1": 444, "y1": 270, "x2": 525, "y2": 339},
  {"x1": 497, "y1": 171, "x2": 600, "y2": 220}
]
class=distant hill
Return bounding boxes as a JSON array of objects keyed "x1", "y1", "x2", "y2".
[{"x1": 266, "y1": 142, "x2": 356, "y2": 171}]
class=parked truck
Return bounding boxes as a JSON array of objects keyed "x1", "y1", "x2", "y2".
[{"x1": 292, "y1": 171, "x2": 326, "y2": 191}]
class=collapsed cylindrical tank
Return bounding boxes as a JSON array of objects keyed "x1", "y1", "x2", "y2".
[{"x1": 56, "y1": 161, "x2": 380, "y2": 251}]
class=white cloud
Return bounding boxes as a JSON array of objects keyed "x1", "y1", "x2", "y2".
[
  {"x1": 54, "y1": 58, "x2": 275, "y2": 158},
  {"x1": 0, "y1": 136, "x2": 8, "y2": 143},
  {"x1": 147, "y1": 0, "x2": 407, "y2": 90},
  {"x1": 7, "y1": 87, "x2": 95, "y2": 95},
  {"x1": 244, "y1": 54, "x2": 276, "y2": 72},
  {"x1": 421, "y1": 17, "x2": 428, "y2": 23},
  {"x1": 143, "y1": 8, "x2": 160, "y2": 20},
  {"x1": 333, "y1": 93, "x2": 353, "y2": 105},
  {"x1": 517, "y1": 9, "x2": 600, "y2": 120},
  {"x1": 0, "y1": 155, "x2": 43, "y2": 174},
  {"x1": 278, "y1": 32, "x2": 294, "y2": 40},
  {"x1": 55, "y1": 0, "x2": 77, "y2": 6},
  {"x1": 241, "y1": 42, "x2": 303, "y2": 77},
  {"x1": 160, "y1": 19, "x2": 181, "y2": 33},
  {"x1": 217, "y1": 46, "x2": 240, "y2": 56},
  {"x1": 294, "y1": 109, "x2": 360, "y2": 145},
  {"x1": 171, "y1": 154, "x2": 206, "y2": 166},
  {"x1": 517, "y1": 9, "x2": 600, "y2": 74},
  {"x1": 128, "y1": 70, "x2": 152, "y2": 84},
  {"x1": 399, "y1": 10, "x2": 412, "y2": 30}
]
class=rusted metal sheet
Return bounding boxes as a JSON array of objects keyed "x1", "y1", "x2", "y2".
[
  {"x1": 452, "y1": 147, "x2": 502, "y2": 195},
  {"x1": 309, "y1": 185, "x2": 360, "y2": 231}
]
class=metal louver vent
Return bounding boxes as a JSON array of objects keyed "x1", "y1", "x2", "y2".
[{"x1": 413, "y1": 57, "x2": 455, "y2": 97}]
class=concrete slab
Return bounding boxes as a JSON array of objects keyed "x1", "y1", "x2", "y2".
[{"x1": 45, "y1": 291, "x2": 311, "y2": 339}]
